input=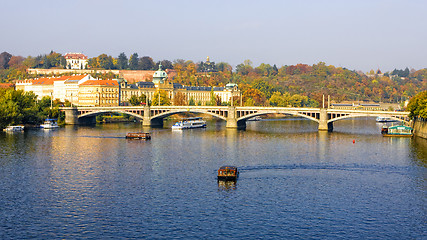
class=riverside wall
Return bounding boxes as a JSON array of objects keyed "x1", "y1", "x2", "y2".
[{"x1": 413, "y1": 118, "x2": 427, "y2": 139}]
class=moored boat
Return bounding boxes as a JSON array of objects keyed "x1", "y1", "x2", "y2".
[
  {"x1": 40, "y1": 119, "x2": 59, "y2": 129},
  {"x1": 126, "y1": 132, "x2": 151, "y2": 140},
  {"x1": 376, "y1": 116, "x2": 397, "y2": 122},
  {"x1": 172, "y1": 117, "x2": 206, "y2": 130},
  {"x1": 217, "y1": 166, "x2": 239, "y2": 181},
  {"x1": 3, "y1": 125, "x2": 25, "y2": 132},
  {"x1": 382, "y1": 125, "x2": 413, "y2": 137},
  {"x1": 247, "y1": 116, "x2": 262, "y2": 121}
]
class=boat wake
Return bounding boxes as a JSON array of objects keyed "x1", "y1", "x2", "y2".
[
  {"x1": 79, "y1": 135, "x2": 126, "y2": 139},
  {"x1": 239, "y1": 164, "x2": 410, "y2": 175}
]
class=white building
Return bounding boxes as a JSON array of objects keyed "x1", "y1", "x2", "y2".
[
  {"x1": 64, "y1": 53, "x2": 88, "y2": 70},
  {"x1": 16, "y1": 75, "x2": 92, "y2": 105},
  {"x1": 53, "y1": 74, "x2": 92, "y2": 105}
]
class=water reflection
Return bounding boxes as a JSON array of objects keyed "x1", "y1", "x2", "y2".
[
  {"x1": 1, "y1": 118, "x2": 426, "y2": 239},
  {"x1": 217, "y1": 180, "x2": 236, "y2": 190},
  {"x1": 410, "y1": 137, "x2": 427, "y2": 167}
]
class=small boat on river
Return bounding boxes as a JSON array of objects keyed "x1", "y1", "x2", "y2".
[
  {"x1": 217, "y1": 166, "x2": 239, "y2": 181},
  {"x1": 3, "y1": 125, "x2": 25, "y2": 132},
  {"x1": 172, "y1": 117, "x2": 206, "y2": 130},
  {"x1": 376, "y1": 116, "x2": 397, "y2": 122},
  {"x1": 381, "y1": 125, "x2": 413, "y2": 137},
  {"x1": 126, "y1": 132, "x2": 151, "y2": 140},
  {"x1": 40, "y1": 119, "x2": 59, "y2": 129},
  {"x1": 247, "y1": 116, "x2": 262, "y2": 121}
]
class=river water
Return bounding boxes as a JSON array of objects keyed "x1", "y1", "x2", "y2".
[{"x1": 0, "y1": 118, "x2": 426, "y2": 239}]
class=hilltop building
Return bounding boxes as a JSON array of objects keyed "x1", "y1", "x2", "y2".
[{"x1": 64, "y1": 53, "x2": 88, "y2": 70}]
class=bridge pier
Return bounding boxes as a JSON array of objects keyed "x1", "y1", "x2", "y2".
[
  {"x1": 142, "y1": 106, "x2": 151, "y2": 126},
  {"x1": 142, "y1": 106, "x2": 164, "y2": 127},
  {"x1": 226, "y1": 106, "x2": 246, "y2": 129},
  {"x1": 64, "y1": 107, "x2": 79, "y2": 125},
  {"x1": 318, "y1": 108, "x2": 333, "y2": 131}
]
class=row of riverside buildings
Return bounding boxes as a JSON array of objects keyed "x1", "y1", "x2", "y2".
[{"x1": 15, "y1": 65, "x2": 240, "y2": 107}]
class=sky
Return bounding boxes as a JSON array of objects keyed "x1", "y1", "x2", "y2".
[{"x1": 2, "y1": 0, "x2": 426, "y2": 72}]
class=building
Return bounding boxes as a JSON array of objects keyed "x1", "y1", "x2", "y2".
[
  {"x1": 64, "y1": 53, "x2": 88, "y2": 70},
  {"x1": 15, "y1": 67, "x2": 241, "y2": 107},
  {"x1": 15, "y1": 75, "x2": 92, "y2": 105},
  {"x1": 79, "y1": 79, "x2": 119, "y2": 107},
  {"x1": 53, "y1": 74, "x2": 92, "y2": 105},
  {"x1": 119, "y1": 65, "x2": 240, "y2": 106}
]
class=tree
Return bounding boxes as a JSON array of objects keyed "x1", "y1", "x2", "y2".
[
  {"x1": 139, "y1": 56, "x2": 155, "y2": 70},
  {"x1": 173, "y1": 92, "x2": 187, "y2": 105},
  {"x1": 129, "y1": 94, "x2": 146, "y2": 106},
  {"x1": 251, "y1": 79, "x2": 275, "y2": 99},
  {"x1": 189, "y1": 97, "x2": 196, "y2": 106},
  {"x1": 157, "y1": 60, "x2": 173, "y2": 70},
  {"x1": 7, "y1": 56, "x2": 25, "y2": 69},
  {"x1": 129, "y1": 53, "x2": 139, "y2": 70},
  {"x1": 243, "y1": 88, "x2": 266, "y2": 106},
  {"x1": 152, "y1": 90, "x2": 170, "y2": 106},
  {"x1": 97, "y1": 54, "x2": 114, "y2": 69},
  {"x1": 42, "y1": 55, "x2": 51, "y2": 69},
  {"x1": 269, "y1": 92, "x2": 287, "y2": 107},
  {"x1": 117, "y1": 52, "x2": 128, "y2": 70},
  {"x1": 407, "y1": 91, "x2": 427, "y2": 119},
  {"x1": 0, "y1": 89, "x2": 38, "y2": 129},
  {"x1": 88, "y1": 57, "x2": 99, "y2": 68},
  {"x1": 0, "y1": 52, "x2": 12, "y2": 69},
  {"x1": 60, "y1": 56, "x2": 67, "y2": 68}
]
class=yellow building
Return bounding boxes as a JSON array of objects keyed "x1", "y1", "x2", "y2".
[
  {"x1": 78, "y1": 79, "x2": 120, "y2": 107},
  {"x1": 119, "y1": 65, "x2": 241, "y2": 106}
]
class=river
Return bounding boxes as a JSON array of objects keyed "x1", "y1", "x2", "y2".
[{"x1": 0, "y1": 117, "x2": 426, "y2": 239}]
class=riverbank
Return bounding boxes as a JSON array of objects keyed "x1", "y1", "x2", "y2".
[{"x1": 413, "y1": 118, "x2": 427, "y2": 139}]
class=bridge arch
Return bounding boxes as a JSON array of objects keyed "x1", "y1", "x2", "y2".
[
  {"x1": 79, "y1": 110, "x2": 145, "y2": 120},
  {"x1": 237, "y1": 111, "x2": 320, "y2": 123},
  {"x1": 327, "y1": 114, "x2": 409, "y2": 124},
  {"x1": 151, "y1": 109, "x2": 227, "y2": 121}
]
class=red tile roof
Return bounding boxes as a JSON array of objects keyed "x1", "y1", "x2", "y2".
[
  {"x1": 64, "y1": 53, "x2": 88, "y2": 60},
  {"x1": 53, "y1": 76, "x2": 71, "y2": 81},
  {"x1": 0, "y1": 83, "x2": 14, "y2": 88},
  {"x1": 79, "y1": 80, "x2": 118, "y2": 86},
  {"x1": 32, "y1": 77, "x2": 55, "y2": 85},
  {"x1": 66, "y1": 74, "x2": 88, "y2": 80}
]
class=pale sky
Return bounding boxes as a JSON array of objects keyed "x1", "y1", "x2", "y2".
[{"x1": 2, "y1": 0, "x2": 426, "y2": 72}]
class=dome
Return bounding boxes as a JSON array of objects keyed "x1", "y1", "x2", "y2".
[
  {"x1": 152, "y1": 64, "x2": 167, "y2": 84},
  {"x1": 153, "y1": 64, "x2": 167, "y2": 78}
]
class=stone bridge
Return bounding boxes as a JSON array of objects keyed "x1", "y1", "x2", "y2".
[{"x1": 63, "y1": 106, "x2": 410, "y2": 131}]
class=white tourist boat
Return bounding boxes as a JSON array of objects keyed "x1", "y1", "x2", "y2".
[
  {"x1": 172, "y1": 117, "x2": 207, "y2": 130},
  {"x1": 247, "y1": 116, "x2": 262, "y2": 121},
  {"x1": 40, "y1": 119, "x2": 59, "y2": 129},
  {"x1": 3, "y1": 125, "x2": 25, "y2": 132},
  {"x1": 376, "y1": 116, "x2": 397, "y2": 122}
]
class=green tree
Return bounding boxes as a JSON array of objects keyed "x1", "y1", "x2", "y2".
[
  {"x1": 407, "y1": 91, "x2": 427, "y2": 119},
  {"x1": 97, "y1": 54, "x2": 114, "y2": 69},
  {"x1": 129, "y1": 94, "x2": 147, "y2": 106},
  {"x1": 0, "y1": 89, "x2": 38, "y2": 129},
  {"x1": 152, "y1": 90, "x2": 170, "y2": 106},
  {"x1": 189, "y1": 97, "x2": 195, "y2": 106},
  {"x1": 129, "y1": 53, "x2": 139, "y2": 70},
  {"x1": 117, "y1": 52, "x2": 128, "y2": 70},
  {"x1": 139, "y1": 56, "x2": 155, "y2": 70},
  {"x1": 156, "y1": 60, "x2": 173, "y2": 70}
]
